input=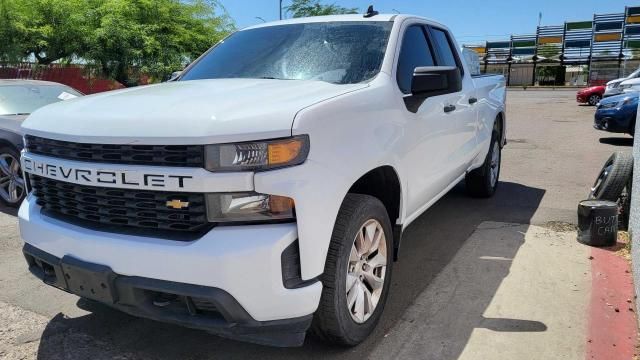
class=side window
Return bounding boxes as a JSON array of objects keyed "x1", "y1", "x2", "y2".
[
  {"x1": 396, "y1": 25, "x2": 435, "y2": 94},
  {"x1": 430, "y1": 28, "x2": 461, "y2": 71}
]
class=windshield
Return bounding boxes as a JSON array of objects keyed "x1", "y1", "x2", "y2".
[
  {"x1": 630, "y1": 68, "x2": 640, "y2": 79},
  {"x1": 0, "y1": 84, "x2": 81, "y2": 116},
  {"x1": 180, "y1": 21, "x2": 393, "y2": 84}
]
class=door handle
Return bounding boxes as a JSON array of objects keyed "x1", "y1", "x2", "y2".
[
  {"x1": 469, "y1": 97, "x2": 478, "y2": 105},
  {"x1": 444, "y1": 104, "x2": 456, "y2": 113}
]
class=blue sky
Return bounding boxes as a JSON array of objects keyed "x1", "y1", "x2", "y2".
[{"x1": 221, "y1": 0, "x2": 635, "y2": 43}]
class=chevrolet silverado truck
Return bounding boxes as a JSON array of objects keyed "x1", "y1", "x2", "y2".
[{"x1": 18, "y1": 13, "x2": 506, "y2": 347}]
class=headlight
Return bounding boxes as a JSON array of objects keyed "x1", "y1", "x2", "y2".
[
  {"x1": 205, "y1": 135, "x2": 310, "y2": 172},
  {"x1": 206, "y1": 192, "x2": 295, "y2": 223},
  {"x1": 599, "y1": 101, "x2": 618, "y2": 109}
]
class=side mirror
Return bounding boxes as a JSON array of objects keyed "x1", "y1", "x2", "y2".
[{"x1": 411, "y1": 66, "x2": 462, "y2": 97}]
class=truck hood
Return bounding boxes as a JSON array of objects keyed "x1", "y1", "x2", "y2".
[
  {"x1": 620, "y1": 78, "x2": 640, "y2": 86},
  {"x1": 607, "y1": 78, "x2": 626, "y2": 86},
  {"x1": 22, "y1": 79, "x2": 367, "y2": 144}
]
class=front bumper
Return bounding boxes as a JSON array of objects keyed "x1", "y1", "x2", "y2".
[
  {"x1": 19, "y1": 195, "x2": 322, "y2": 346},
  {"x1": 604, "y1": 88, "x2": 623, "y2": 98},
  {"x1": 576, "y1": 94, "x2": 588, "y2": 103},
  {"x1": 594, "y1": 109, "x2": 634, "y2": 133},
  {"x1": 23, "y1": 243, "x2": 312, "y2": 347}
]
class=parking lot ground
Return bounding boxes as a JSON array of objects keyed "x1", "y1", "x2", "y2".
[{"x1": 0, "y1": 89, "x2": 638, "y2": 359}]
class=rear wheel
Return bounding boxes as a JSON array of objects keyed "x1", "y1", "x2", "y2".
[
  {"x1": 466, "y1": 130, "x2": 501, "y2": 198},
  {"x1": 588, "y1": 94, "x2": 602, "y2": 106},
  {"x1": 312, "y1": 194, "x2": 393, "y2": 346}
]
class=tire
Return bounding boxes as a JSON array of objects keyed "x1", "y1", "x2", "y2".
[
  {"x1": 589, "y1": 151, "x2": 633, "y2": 201},
  {"x1": 588, "y1": 94, "x2": 602, "y2": 106},
  {"x1": 618, "y1": 178, "x2": 632, "y2": 231},
  {"x1": 311, "y1": 194, "x2": 393, "y2": 346},
  {"x1": 466, "y1": 130, "x2": 501, "y2": 198},
  {"x1": 0, "y1": 146, "x2": 26, "y2": 208}
]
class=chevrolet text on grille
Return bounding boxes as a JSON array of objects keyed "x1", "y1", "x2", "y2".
[{"x1": 22, "y1": 157, "x2": 192, "y2": 189}]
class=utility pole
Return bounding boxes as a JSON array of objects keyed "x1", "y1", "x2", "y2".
[
  {"x1": 280, "y1": 0, "x2": 283, "y2": 20},
  {"x1": 538, "y1": 12, "x2": 542, "y2": 27}
]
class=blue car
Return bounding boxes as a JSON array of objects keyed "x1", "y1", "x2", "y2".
[{"x1": 594, "y1": 92, "x2": 638, "y2": 136}]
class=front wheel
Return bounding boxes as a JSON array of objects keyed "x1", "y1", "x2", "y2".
[
  {"x1": 0, "y1": 146, "x2": 26, "y2": 207},
  {"x1": 588, "y1": 94, "x2": 602, "y2": 106},
  {"x1": 311, "y1": 194, "x2": 393, "y2": 346}
]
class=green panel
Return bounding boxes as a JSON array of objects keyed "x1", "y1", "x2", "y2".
[
  {"x1": 512, "y1": 48, "x2": 535, "y2": 55},
  {"x1": 565, "y1": 21, "x2": 593, "y2": 31},
  {"x1": 512, "y1": 40, "x2": 536, "y2": 48},
  {"x1": 626, "y1": 40, "x2": 640, "y2": 49},
  {"x1": 628, "y1": 6, "x2": 640, "y2": 16},
  {"x1": 487, "y1": 41, "x2": 510, "y2": 49}
]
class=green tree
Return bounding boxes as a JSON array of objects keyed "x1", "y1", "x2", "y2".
[
  {"x1": 19, "y1": 0, "x2": 90, "y2": 64},
  {"x1": 84, "y1": 0, "x2": 234, "y2": 84},
  {"x1": 0, "y1": 0, "x2": 25, "y2": 62},
  {"x1": 0, "y1": 0, "x2": 234, "y2": 84},
  {"x1": 285, "y1": 0, "x2": 358, "y2": 18}
]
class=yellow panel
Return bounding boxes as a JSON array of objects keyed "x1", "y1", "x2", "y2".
[
  {"x1": 627, "y1": 15, "x2": 640, "y2": 24},
  {"x1": 538, "y1": 36, "x2": 562, "y2": 44},
  {"x1": 595, "y1": 33, "x2": 621, "y2": 42},
  {"x1": 472, "y1": 47, "x2": 486, "y2": 54}
]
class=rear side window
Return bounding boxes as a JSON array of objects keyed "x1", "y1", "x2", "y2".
[
  {"x1": 396, "y1": 25, "x2": 435, "y2": 94},
  {"x1": 430, "y1": 28, "x2": 459, "y2": 69}
]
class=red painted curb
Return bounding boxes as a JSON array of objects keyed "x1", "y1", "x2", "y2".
[{"x1": 586, "y1": 243, "x2": 638, "y2": 360}]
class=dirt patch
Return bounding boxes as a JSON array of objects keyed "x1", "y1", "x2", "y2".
[
  {"x1": 615, "y1": 231, "x2": 631, "y2": 261},
  {"x1": 0, "y1": 301, "x2": 47, "y2": 360},
  {"x1": 541, "y1": 221, "x2": 577, "y2": 232}
]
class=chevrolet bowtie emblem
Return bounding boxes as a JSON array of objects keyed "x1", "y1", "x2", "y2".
[{"x1": 166, "y1": 199, "x2": 189, "y2": 209}]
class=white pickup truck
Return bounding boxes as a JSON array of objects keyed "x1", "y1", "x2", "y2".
[{"x1": 18, "y1": 13, "x2": 506, "y2": 347}]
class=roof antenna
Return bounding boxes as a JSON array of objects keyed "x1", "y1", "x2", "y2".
[{"x1": 364, "y1": 5, "x2": 379, "y2": 18}]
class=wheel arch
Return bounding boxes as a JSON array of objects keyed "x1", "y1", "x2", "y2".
[{"x1": 347, "y1": 165, "x2": 404, "y2": 261}]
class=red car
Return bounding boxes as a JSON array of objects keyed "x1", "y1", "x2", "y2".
[{"x1": 577, "y1": 85, "x2": 605, "y2": 106}]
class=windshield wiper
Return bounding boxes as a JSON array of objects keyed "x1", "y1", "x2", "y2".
[
  {"x1": 256, "y1": 76, "x2": 296, "y2": 80},
  {"x1": 0, "y1": 113, "x2": 30, "y2": 116}
]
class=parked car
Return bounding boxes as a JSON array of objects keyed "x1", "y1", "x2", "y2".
[
  {"x1": 594, "y1": 92, "x2": 638, "y2": 136},
  {"x1": 18, "y1": 13, "x2": 507, "y2": 347},
  {"x1": 617, "y1": 77, "x2": 640, "y2": 94},
  {"x1": 577, "y1": 85, "x2": 605, "y2": 106},
  {"x1": 0, "y1": 80, "x2": 81, "y2": 207},
  {"x1": 604, "y1": 67, "x2": 640, "y2": 97}
]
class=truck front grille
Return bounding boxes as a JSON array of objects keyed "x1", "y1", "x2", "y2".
[
  {"x1": 25, "y1": 135, "x2": 204, "y2": 168},
  {"x1": 30, "y1": 175, "x2": 211, "y2": 237}
]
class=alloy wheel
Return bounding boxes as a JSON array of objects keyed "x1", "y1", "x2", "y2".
[
  {"x1": 0, "y1": 153, "x2": 25, "y2": 204},
  {"x1": 490, "y1": 141, "x2": 500, "y2": 188},
  {"x1": 590, "y1": 163, "x2": 612, "y2": 199},
  {"x1": 346, "y1": 219, "x2": 387, "y2": 323}
]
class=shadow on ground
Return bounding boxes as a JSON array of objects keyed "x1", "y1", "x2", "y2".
[
  {"x1": 599, "y1": 137, "x2": 634, "y2": 147},
  {"x1": 0, "y1": 203, "x2": 18, "y2": 217},
  {"x1": 36, "y1": 181, "x2": 545, "y2": 359}
]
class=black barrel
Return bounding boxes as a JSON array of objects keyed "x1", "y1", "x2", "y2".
[{"x1": 577, "y1": 200, "x2": 618, "y2": 247}]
